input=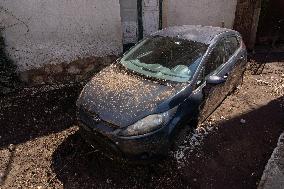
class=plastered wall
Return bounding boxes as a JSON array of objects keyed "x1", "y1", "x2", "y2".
[
  {"x1": 0, "y1": 0, "x2": 123, "y2": 71},
  {"x1": 166, "y1": 0, "x2": 238, "y2": 29}
]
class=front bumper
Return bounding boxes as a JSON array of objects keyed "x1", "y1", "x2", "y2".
[{"x1": 77, "y1": 110, "x2": 170, "y2": 160}]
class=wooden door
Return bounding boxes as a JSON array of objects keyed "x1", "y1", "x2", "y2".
[
  {"x1": 120, "y1": 0, "x2": 138, "y2": 44},
  {"x1": 142, "y1": 0, "x2": 160, "y2": 37}
]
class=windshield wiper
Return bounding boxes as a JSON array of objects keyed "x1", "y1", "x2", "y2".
[
  {"x1": 141, "y1": 66, "x2": 159, "y2": 73},
  {"x1": 132, "y1": 61, "x2": 189, "y2": 79},
  {"x1": 131, "y1": 61, "x2": 160, "y2": 73},
  {"x1": 158, "y1": 71, "x2": 189, "y2": 79},
  {"x1": 119, "y1": 62, "x2": 169, "y2": 86}
]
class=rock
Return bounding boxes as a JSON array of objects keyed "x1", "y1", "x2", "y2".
[
  {"x1": 32, "y1": 75, "x2": 44, "y2": 84},
  {"x1": 84, "y1": 64, "x2": 95, "y2": 73},
  {"x1": 19, "y1": 72, "x2": 29, "y2": 83},
  {"x1": 0, "y1": 87, "x2": 13, "y2": 94},
  {"x1": 67, "y1": 65, "x2": 80, "y2": 74},
  {"x1": 52, "y1": 64, "x2": 64, "y2": 74},
  {"x1": 8, "y1": 144, "x2": 15, "y2": 152}
]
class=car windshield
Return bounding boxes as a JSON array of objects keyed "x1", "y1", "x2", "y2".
[{"x1": 120, "y1": 36, "x2": 208, "y2": 83}]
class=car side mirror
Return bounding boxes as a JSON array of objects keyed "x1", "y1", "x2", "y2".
[{"x1": 206, "y1": 75, "x2": 226, "y2": 85}]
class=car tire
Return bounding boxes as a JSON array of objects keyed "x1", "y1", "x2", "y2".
[{"x1": 229, "y1": 65, "x2": 246, "y2": 95}]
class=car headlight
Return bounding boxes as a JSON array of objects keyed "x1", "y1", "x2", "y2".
[{"x1": 119, "y1": 106, "x2": 178, "y2": 137}]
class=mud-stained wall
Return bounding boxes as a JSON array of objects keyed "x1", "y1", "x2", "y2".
[
  {"x1": 165, "y1": 0, "x2": 238, "y2": 29},
  {"x1": 0, "y1": 0, "x2": 123, "y2": 72}
]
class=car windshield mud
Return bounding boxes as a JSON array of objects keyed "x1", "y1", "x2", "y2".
[{"x1": 120, "y1": 36, "x2": 208, "y2": 83}]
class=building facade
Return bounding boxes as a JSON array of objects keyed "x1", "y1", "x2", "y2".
[{"x1": 0, "y1": 0, "x2": 251, "y2": 84}]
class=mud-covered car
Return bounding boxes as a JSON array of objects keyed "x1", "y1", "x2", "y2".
[{"x1": 76, "y1": 25, "x2": 247, "y2": 160}]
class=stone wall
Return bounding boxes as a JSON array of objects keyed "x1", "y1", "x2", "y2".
[{"x1": 19, "y1": 56, "x2": 118, "y2": 85}]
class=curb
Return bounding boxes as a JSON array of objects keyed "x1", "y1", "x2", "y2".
[{"x1": 258, "y1": 132, "x2": 284, "y2": 189}]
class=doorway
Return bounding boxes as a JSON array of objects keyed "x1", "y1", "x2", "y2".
[
  {"x1": 119, "y1": 0, "x2": 162, "y2": 51},
  {"x1": 233, "y1": 0, "x2": 262, "y2": 50},
  {"x1": 234, "y1": 0, "x2": 284, "y2": 50},
  {"x1": 256, "y1": 0, "x2": 284, "y2": 46}
]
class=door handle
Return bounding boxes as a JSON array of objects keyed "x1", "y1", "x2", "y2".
[{"x1": 223, "y1": 73, "x2": 229, "y2": 80}]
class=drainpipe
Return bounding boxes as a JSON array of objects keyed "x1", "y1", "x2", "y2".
[
  {"x1": 137, "y1": 0, "x2": 143, "y2": 41},
  {"x1": 159, "y1": 0, "x2": 163, "y2": 29}
]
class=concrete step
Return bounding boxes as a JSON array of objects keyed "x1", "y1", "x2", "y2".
[{"x1": 258, "y1": 132, "x2": 284, "y2": 189}]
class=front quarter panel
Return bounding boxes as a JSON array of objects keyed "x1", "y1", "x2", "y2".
[{"x1": 168, "y1": 88, "x2": 203, "y2": 132}]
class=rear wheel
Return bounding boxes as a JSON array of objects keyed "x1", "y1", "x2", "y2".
[{"x1": 229, "y1": 64, "x2": 246, "y2": 95}]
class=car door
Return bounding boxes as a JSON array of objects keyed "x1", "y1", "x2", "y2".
[
  {"x1": 198, "y1": 38, "x2": 231, "y2": 123},
  {"x1": 223, "y1": 35, "x2": 247, "y2": 94}
]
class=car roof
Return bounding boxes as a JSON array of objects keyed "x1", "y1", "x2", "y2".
[{"x1": 152, "y1": 25, "x2": 238, "y2": 45}]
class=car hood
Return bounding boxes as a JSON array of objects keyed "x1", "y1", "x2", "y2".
[{"x1": 77, "y1": 64, "x2": 181, "y2": 127}]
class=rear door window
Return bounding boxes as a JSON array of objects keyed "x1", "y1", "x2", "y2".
[
  {"x1": 225, "y1": 36, "x2": 240, "y2": 57},
  {"x1": 204, "y1": 39, "x2": 228, "y2": 76}
]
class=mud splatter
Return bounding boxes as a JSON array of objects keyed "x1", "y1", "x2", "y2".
[{"x1": 78, "y1": 64, "x2": 180, "y2": 126}]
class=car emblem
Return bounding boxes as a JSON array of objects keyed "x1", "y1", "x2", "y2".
[{"x1": 92, "y1": 115, "x2": 101, "y2": 122}]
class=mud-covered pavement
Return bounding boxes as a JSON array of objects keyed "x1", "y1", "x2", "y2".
[{"x1": 0, "y1": 60, "x2": 283, "y2": 189}]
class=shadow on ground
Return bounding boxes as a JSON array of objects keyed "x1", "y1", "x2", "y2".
[
  {"x1": 51, "y1": 132, "x2": 185, "y2": 188},
  {"x1": 51, "y1": 96, "x2": 284, "y2": 189},
  {"x1": 251, "y1": 51, "x2": 284, "y2": 63},
  {"x1": 0, "y1": 84, "x2": 82, "y2": 149},
  {"x1": 180, "y1": 95, "x2": 284, "y2": 189}
]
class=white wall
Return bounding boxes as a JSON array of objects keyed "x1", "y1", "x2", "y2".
[
  {"x1": 0, "y1": 0, "x2": 123, "y2": 71},
  {"x1": 166, "y1": 0, "x2": 238, "y2": 29}
]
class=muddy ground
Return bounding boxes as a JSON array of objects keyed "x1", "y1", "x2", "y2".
[{"x1": 0, "y1": 59, "x2": 283, "y2": 188}]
